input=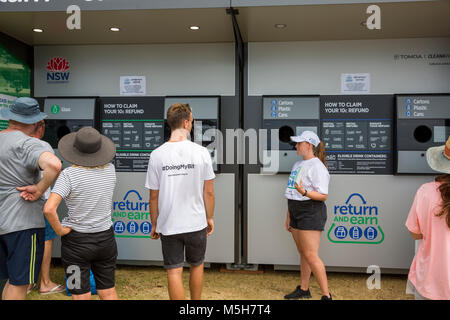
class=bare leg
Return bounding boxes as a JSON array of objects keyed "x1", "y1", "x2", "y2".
[
  {"x1": 39, "y1": 240, "x2": 61, "y2": 292},
  {"x1": 291, "y1": 229, "x2": 312, "y2": 290},
  {"x1": 167, "y1": 267, "x2": 185, "y2": 300},
  {"x1": 189, "y1": 263, "x2": 204, "y2": 300},
  {"x1": 2, "y1": 281, "x2": 28, "y2": 300},
  {"x1": 72, "y1": 292, "x2": 91, "y2": 300},
  {"x1": 298, "y1": 230, "x2": 330, "y2": 297},
  {"x1": 299, "y1": 251, "x2": 312, "y2": 290},
  {"x1": 97, "y1": 287, "x2": 118, "y2": 300}
]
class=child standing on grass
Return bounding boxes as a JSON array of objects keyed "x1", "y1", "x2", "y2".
[{"x1": 44, "y1": 127, "x2": 118, "y2": 300}]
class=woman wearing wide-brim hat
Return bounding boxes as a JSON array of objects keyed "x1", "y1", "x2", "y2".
[
  {"x1": 43, "y1": 127, "x2": 119, "y2": 300},
  {"x1": 405, "y1": 136, "x2": 450, "y2": 300}
]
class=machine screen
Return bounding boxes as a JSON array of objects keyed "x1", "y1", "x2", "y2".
[{"x1": 43, "y1": 119, "x2": 93, "y2": 149}]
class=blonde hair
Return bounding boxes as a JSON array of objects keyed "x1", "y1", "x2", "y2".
[{"x1": 72, "y1": 163, "x2": 110, "y2": 170}]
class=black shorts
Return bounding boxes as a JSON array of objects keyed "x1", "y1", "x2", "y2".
[
  {"x1": 61, "y1": 227, "x2": 117, "y2": 295},
  {"x1": 160, "y1": 228, "x2": 207, "y2": 270},
  {"x1": 288, "y1": 199, "x2": 327, "y2": 231},
  {"x1": 0, "y1": 228, "x2": 45, "y2": 286}
]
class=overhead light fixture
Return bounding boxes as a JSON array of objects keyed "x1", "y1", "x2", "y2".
[
  {"x1": 33, "y1": 28, "x2": 43, "y2": 33},
  {"x1": 110, "y1": 27, "x2": 120, "y2": 32},
  {"x1": 189, "y1": 26, "x2": 200, "y2": 31},
  {"x1": 274, "y1": 24, "x2": 287, "y2": 29}
]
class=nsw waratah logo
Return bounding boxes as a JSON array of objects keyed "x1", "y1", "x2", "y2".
[
  {"x1": 46, "y1": 57, "x2": 71, "y2": 83},
  {"x1": 327, "y1": 193, "x2": 385, "y2": 244}
]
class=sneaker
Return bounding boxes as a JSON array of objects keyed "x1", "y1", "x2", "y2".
[
  {"x1": 321, "y1": 293, "x2": 332, "y2": 300},
  {"x1": 284, "y1": 286, "x2": 312, "y2": 299}
]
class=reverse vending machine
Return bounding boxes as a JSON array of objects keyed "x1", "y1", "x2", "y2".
[
  {"x1": 261, "y1": 96, "x2": 320, "y2": 173},
  {"x1": 396, "y1": 94, "x2": 450, "y2": 174},
  {"x1": 248, "y1": 94, "x2": 431, "y2": 272},
  {"x1": 164, "y1": 97, "x2": 220, "y2": 172},
  {"x1": 99, "y1": 96, "x2": 165, "y2": 263},
  {"x1": 43, "y1": 98, "x2": 98, "y2": 167},
  {"x1": 98, "y1": 96, "x2": 234, "y2": 265},
  {"x1": 42, "y1": 97, "x2": 98, "y2": 257},
  {"x1": 163, "y1": 96, "x2": 235, "y2": 265}
]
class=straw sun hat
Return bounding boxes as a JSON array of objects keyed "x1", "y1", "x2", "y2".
[{"x1": 426, "y1": 136, "x2": 450, "y2": 174}]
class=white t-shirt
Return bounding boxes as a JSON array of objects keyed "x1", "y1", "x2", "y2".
[
  {"x1": 285, "y1": 157, "x2": 330, "y2": 201},
  {"x1": 145, "y1": 140, "x2": 215, "y2": 236}
]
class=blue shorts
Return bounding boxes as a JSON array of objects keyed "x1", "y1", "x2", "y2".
[
  {"x1": 0, "y1": 228, "x2": 45, "y2": 285},
  {"x1": 44, "y1": 217, "x2": 57, "y2": 241}
]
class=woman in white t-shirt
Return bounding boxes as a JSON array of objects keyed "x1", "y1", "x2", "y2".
[{"x1": 283, "y1": 131, "x2": 332, "y2": 300}]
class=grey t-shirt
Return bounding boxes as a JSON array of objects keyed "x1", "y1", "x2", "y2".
[{"x1": 0, "y1": 131, "x2": 54, "y2": 235}]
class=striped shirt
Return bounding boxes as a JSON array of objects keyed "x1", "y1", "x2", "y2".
[{"x1": 51, "y1": 164, "x2": 116, "y2": 233}]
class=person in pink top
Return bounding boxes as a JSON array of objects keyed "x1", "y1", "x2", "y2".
[{"x1": 405, "y1": 136, "x2": 450, "y2": 300}]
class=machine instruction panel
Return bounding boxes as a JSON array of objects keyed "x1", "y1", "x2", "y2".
[
  {"x1": 100, "y1": 97, "x2": 164, "y2": 172},
  {"x1": 320, "y1": 95, "x2": 394, "y2": 174}
]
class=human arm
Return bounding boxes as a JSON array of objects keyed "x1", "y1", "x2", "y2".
[
  {"x1": 294, "y1": 180, "x2": 328, "y2": 202},
  {"x1": 405, "y1": 185, "x2": 425, "y2": 241},
  {"x1": 285, "y1": 210, "x2": 291, "y2": 232},
  {"x1": 203, "y1": 179, "x2": 215, "y2": 236},
  {"x1": 43, "y1": 192, "x2": 71, "y2": 236},
  {"x1": 410, "y1": 232, "x2": 423, "y2": 240},
  {"x1": 17, "y1": 151, "x2": 62, "y2": 202},
  {"x1": 149, "y1": 189, "x2": 160, "y2": 240}
]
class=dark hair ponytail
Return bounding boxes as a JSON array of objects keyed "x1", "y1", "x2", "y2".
[
  {"x1": 435, "y1": 174, "x2": 450, "y2": 228},
  {"x1": 313, "y1": 141, "x2": 327, "y2": 168}
]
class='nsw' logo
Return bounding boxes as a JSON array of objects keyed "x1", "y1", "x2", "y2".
[
  {"x1": 46, "y1": 57, "x2": 70, "y2": 82},
  {"x1": 47, "y1": 57, "x2": 70, "y2": 72}
]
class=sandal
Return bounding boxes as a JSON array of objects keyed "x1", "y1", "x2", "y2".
[{"x1": 39, "y1": 284, "x2": 66, "y2": 295}]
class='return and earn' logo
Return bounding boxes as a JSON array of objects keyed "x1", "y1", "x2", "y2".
[
  {"x1": 327, "y1": 193, "x2": 385, "y2": 244},
  {"x1": 112, "y1": 190, "x2": 151, "y2": 239}
]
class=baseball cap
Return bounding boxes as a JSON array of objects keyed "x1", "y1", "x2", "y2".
[{"x1": 290, "y1": 130, "x2": 320, "y2": 147}]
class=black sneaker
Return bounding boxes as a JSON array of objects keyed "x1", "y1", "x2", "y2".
[
  {"x1": 284, "y1": 286, "x2": 312, "y2": 299},
  {"x1": 321, "y1": 293, "x2": 332, "y2": 300}
]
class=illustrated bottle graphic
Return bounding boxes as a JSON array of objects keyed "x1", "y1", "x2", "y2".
[
  {"x1": 143, "y1": 222, "x2": 150, "y2": 234},
  {"x1": 116, "y1": 222, "x2": 124, "y2": 233},
  {"x1": 367, "y1": 227, "x2": 375, "y2": 240}
]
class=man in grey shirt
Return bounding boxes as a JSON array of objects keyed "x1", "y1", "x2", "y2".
[{"x1": 0, "y1": 97, "x2": 62, "y2": 300}]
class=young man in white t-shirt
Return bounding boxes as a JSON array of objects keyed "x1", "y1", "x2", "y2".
[{"x1": 145, "y1": 103, "x2": 215, "y2": 300}]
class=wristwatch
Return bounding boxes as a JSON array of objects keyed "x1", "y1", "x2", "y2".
[{"x1": 302, "y1": 190, "x2": 308, "y2": 197}]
